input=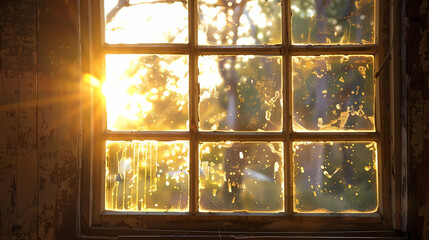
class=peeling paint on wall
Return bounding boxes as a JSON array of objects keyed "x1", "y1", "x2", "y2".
[
  {"x1": 0, "y1": 0, "x2": 79, "y2": 239},
  {"x1": 1, "y1": 0, "x2": 38, "y2": 239}
]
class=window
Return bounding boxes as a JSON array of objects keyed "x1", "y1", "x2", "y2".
[{"x1": 82, "y1": 0, "x2": 394, "y2": 235}]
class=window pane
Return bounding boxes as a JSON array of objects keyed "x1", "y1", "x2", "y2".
[
  {"x1": 291, "y1": 0, "x2": 374, "y2": 44},
  {"x1": 199, "y1": 142, "x2": 284, "y2": 212},
  {"x1": 105, "y1": 140, "x2": 189, "y2": 211},
  {"x1": 198, "y1": 0, "x2": 281, "y2": 45},
  {"x1": 292, "y1": 55, "x2": 375, "y2": 132},
  {"x1": 293, "y1": 142, "x2": 378, "y2": 213},
  {"x1": 199, "y1": 56, "x2": 282, "y2": 131},
  {"x1": 104, "y1": 0, "x2": 188, "y2": 44},
  {"x1": 104, "y1": 54, "x2": 189, "y2": 131}
]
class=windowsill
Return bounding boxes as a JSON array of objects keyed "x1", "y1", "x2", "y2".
[{"x1": 77, "y1": 229, "x2": 406, "y2": 240}]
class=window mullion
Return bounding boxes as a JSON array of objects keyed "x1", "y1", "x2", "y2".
[
  {"x1": 290, "y1": 132, "x2": 380, "y2": 141},
  {"x1": 104, "y1": 131, "x2": 190, "y2": 141},
  {"x1": 102, "y1": 44, "x2": 190, "y2": 55},
  {"x1": 289, "y1": 45, "x2": 378, "y2": 56},
  {"x1": 197, "y1": 132, "x2": 285, "y2": 142},
  {"x1": 196, "y1": 45, "x2": 283, "y2": 55},
  {"x1": 189, "y1": 0, "x2": 199, "y2": 215},
  {"x1": 284, "y1": 0, "x2": 293, "y2": 216}
]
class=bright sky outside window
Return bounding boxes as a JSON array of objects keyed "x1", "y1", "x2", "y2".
[
  {"x1": 101, "y1": 0, "x2": 378, "y2": 214},
  {"x1": 103, "y1": 54, "x2": 189, "y2": 131}
]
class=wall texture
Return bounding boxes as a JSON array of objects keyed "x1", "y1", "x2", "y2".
[
  {"x1": 404, "y1": 0, "x2": 429, "y2": 239},
  {"x1": 0, "y1": 0, "x2": 428, "y2": 239},
  {"x1": 0, "y1": 0, "x2": 80, "y2": 239}
]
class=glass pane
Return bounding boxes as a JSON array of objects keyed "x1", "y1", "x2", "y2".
[
  {"x1": 104, "y1": 0, "x2": 188, "y2": 44},
  {"x1": 103, "y1": 54, "x2": 189, "y2": 131},
  {"x1": 199, "y1": 142, "x2": 284, "y2": 212},
  {"x1": 292, "y1": 55, "x2": 375, "y2": 132},
  {"x1": 291, "y1": 0, "x2": 374, "y2": 44},
  {"x1": 105, "y1": 140, "x2": 189, "y2": 211},
  {"x1": 199, "y1": 56, "x2": 282, "y2": 131},
  {"x1": 198, "y1": 0, "x2": 281, "y2": 45},
  {"x1": 293, "y1": 142, "x2": 378, "y2": 213}
]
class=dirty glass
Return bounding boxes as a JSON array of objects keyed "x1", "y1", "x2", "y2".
[
  {"x1": 199, "y1": 55, "x2": 282, "y2": 131},
  {"x1": 104, "y1": 0, "x2": 188, "y2": 44},
  {"x1": 105, "y1": 141, "x2": 189, "y2": 211},
  {"x1": 198, "y1": 0, "x2": 282, "y2": 45},
  {"x1": 291, "y1": 0, "x2": 374, "y2": 44},
  {"x1": 293, "y1": 142, "x2": 378, "y2": 213},
  {"x1": 103, "y1": 54, "x2": 189, "y2": 131},
  {"x1": 199, "y1": 142, "x2": 284, "y2": 212},
  {"x1": 292, "y1": 55, "x2": 375, "y2": 131}
]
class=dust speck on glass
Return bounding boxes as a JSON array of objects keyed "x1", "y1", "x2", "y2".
[{"x1": 102, "y1": 0, "x2": 378, "y2": 214}]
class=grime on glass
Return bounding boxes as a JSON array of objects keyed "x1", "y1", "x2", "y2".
[{"x1": 101, "y1": 0, "x2": 378, "y2": 214}]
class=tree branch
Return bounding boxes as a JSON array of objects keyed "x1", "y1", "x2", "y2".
[
  {"x1": 106, "y1": 0, "x2": 187, "y2": 24},
  {"x1": 106, "y1": 0, "x2": 130, "y2": 24}
]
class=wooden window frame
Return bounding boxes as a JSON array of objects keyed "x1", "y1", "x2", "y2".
[{"x1": 79, "y1": 0, "x2": 400, "y2": 238}]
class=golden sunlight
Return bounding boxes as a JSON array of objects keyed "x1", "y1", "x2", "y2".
[
  {"x1": 104, "y1": 0, "x2": 188, "y2": 44},
  {"x1": 105, "y1": 140, "x2": 189, "y2": 211},
  {"x1": 198, "y1": 0, "x2": 281, "y2": 45},
  {"x1": 103, "y1": 54, "x2": 189, "y2": 131},
  {"x1": 83, "y1": 73, "x2": 102, "y2": 88}
]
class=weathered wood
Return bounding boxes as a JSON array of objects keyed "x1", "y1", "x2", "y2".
[
  {"x1": 16, "y1": 1, "x2": 38, "y2": 239},
  {"x1": 85, "y1": 214, "x2": 386, "y2": 232},
  {"x1": 104, "y1": 44, "x2": 190, "y2": 55},
  {"x1": 405, "y1": 0, "x2": 429, "y2": 239},
  {"x1": 390, "y1": 0, "x2": 403, "y2": 231},
  {"x1": 376, "y1": 0, "x2": 393, "y2": 230},
  {"x1": 289, "y1": 45, "x2": 378, "y2": 56},
  {"x1": 189, "y1": 0, "x2": 199, "y2": 216},
  {"x1": 283, "y1": 0, "x2": 293, "y2": 216},
  {"x1": 399, "y1": 0, "x2": 408, "y2": 231},
  {"x1": 104, "y1": 131, "x2": 190, "y2": 140},
  {"x1": 80, "y1": 0, "x2": 92, "y2": 232},
  {"x1": 0, "y1": 0, "x2": 38, "y2": 239},
  {"x1": 37, "y1": 0, "x2": 80, "y2": 239},
  {"x1": 0, "y1": 0, "x2": 20, "y2": 236},
  {"x1": 104, "y1": 131, "x2": 381, "y2": 142},
  {"x1": 290, "y1": 132, "x2": 380, "y2": 141},
  {"x1": 79, "y1": 235, "x2": 406, "y2": 240},
  {"x1": 197, "y1": 45, "x2": 284, "y2": 55}
]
